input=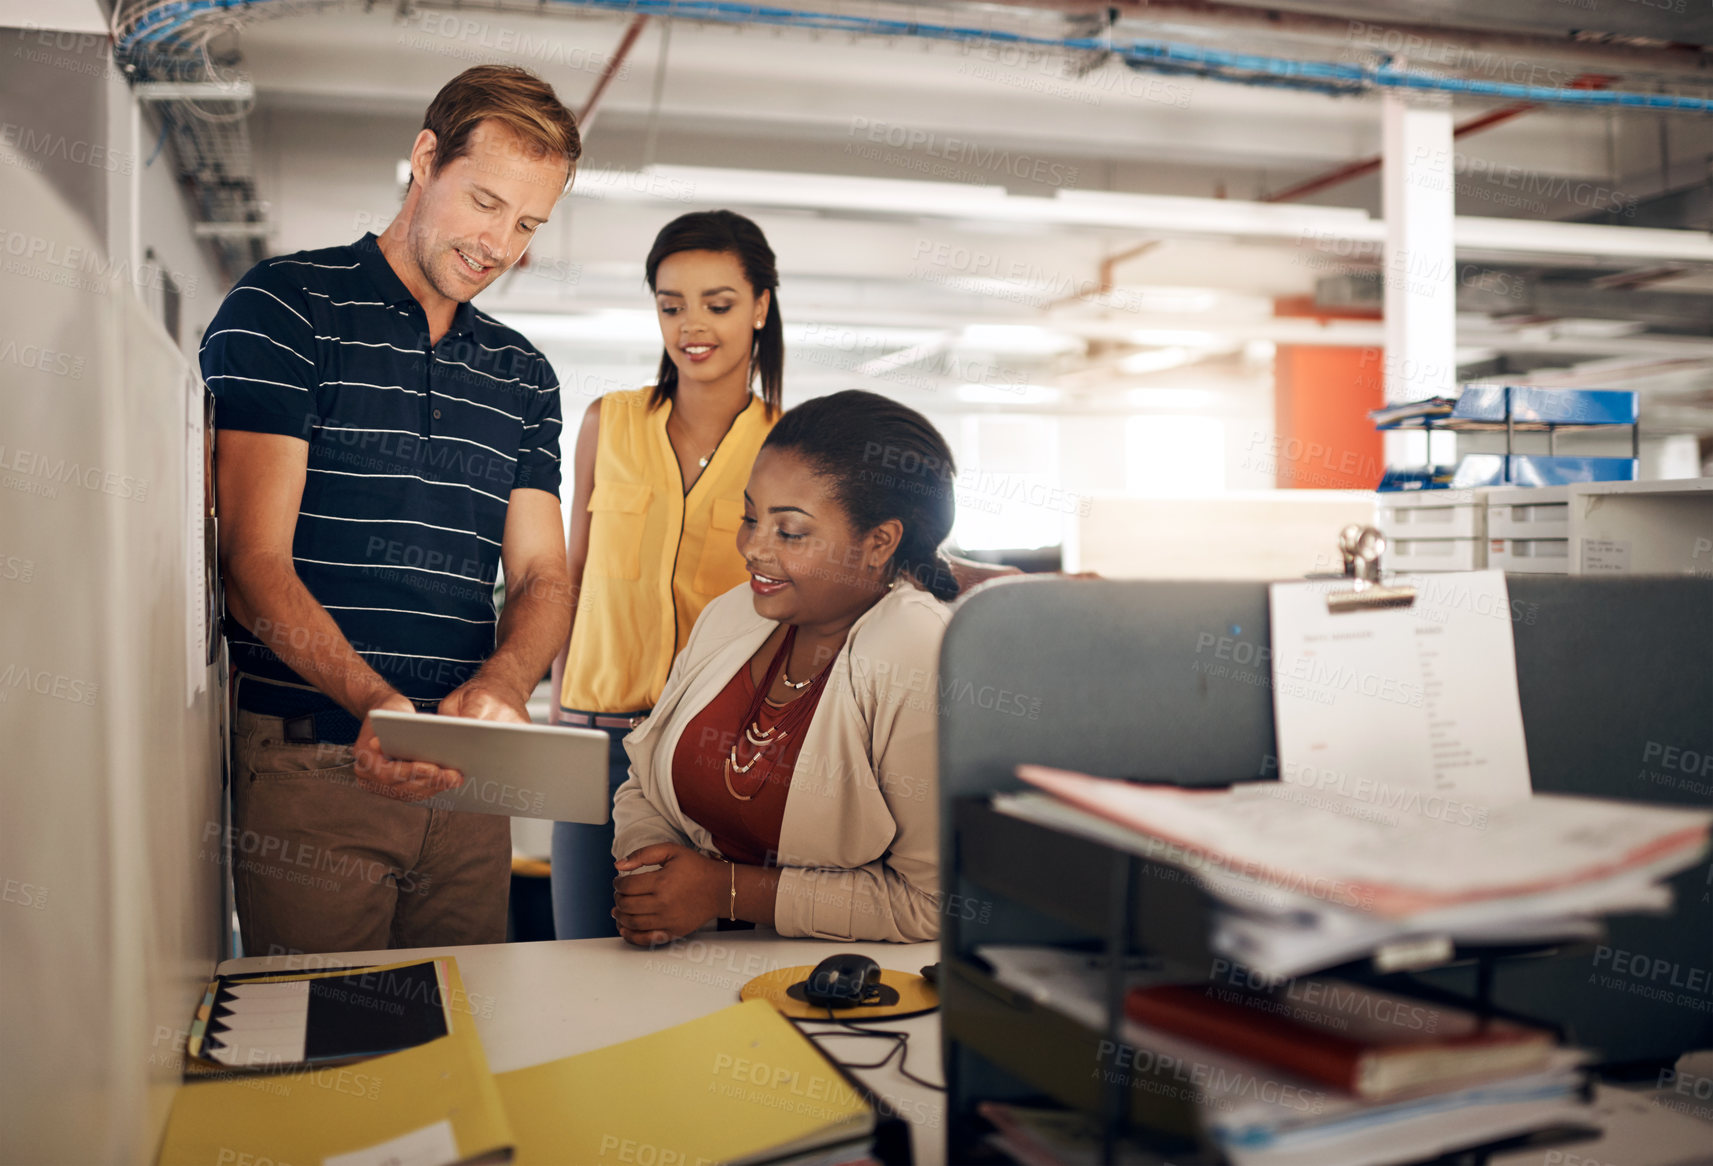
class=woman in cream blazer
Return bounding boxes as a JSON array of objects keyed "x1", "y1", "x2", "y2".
[{"x1": 609, "y1": 391, "x2": 960, "y2": 945}]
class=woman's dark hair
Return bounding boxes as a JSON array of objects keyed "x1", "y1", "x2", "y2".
[
  {"x1": 643, "y1": 209, "x2": 782, "y2": 416},
  {"x1": 762, "y1": 390, "x2": 960, "y2": 602}
]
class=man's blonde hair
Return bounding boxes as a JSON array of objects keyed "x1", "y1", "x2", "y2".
[{"x1": 419, "y1": 65, "x2": 580, "y2": 191}]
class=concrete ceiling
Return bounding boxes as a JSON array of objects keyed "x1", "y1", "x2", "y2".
[
  {"x1": 0, "y1": 0, "x2": 105, "y2": 33},
  {"x1": 214, "y1": 2, "x2": 1713, "y2": 437}
]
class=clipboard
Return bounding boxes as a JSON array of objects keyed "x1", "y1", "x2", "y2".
[{"x1": 1325, "y1": 523, "x2": 1416, "y2": 613}]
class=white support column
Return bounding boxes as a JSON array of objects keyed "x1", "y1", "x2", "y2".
[{"x1": 1380, "y1": 92, "x2": 1457, "y2": 468}]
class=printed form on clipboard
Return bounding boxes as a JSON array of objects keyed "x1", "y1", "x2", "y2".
[{"x1": 1267, "y1": 568, "x2": 1533, "y2": 816}]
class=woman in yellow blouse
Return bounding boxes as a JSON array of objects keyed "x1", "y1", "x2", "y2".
[
  {"x1": 550, "y1": 212, "x2": 1017, "y2": 938},
  {"x1": 549, "y1": 210, "x2": 783, "y2": 938}
]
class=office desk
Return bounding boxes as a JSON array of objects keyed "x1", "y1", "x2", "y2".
[{"x1": 223, "y1": 933, "x2": 947, "y2": 1165}]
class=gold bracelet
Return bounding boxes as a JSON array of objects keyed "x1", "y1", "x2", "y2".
[{"x1": 728, "y1": 861, "x2": 738, "y2": 922}]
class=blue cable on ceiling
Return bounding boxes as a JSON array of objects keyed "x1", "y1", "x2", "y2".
[{"x1": 115, "y1": 0, "x2": 1713, "y2": 113}]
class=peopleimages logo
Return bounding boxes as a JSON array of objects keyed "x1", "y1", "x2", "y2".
[
  {"x1": 0, "y1": 121, "x2": 135, "y2": 174},
  {"x1": 1263, "y1": 756, "x2": 1490, "y2": 829},
  {"x1": 0, "y1": 444, "x2": 150, "y2": 502},
  {"x1": 1193, "y1": 631, "x2": 1426, "y2": 709},
  {"x1": 0, "y1": 338, "x2": 84, "y2": 379},
  {"x1": 847, "y1": 118, "x2": 1079, "y2": 187},
  {"x1": 0, "y1": 227, "x2": 199, "y2": 296}
]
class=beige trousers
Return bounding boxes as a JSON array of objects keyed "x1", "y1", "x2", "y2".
[{"x1": 228, "y1": 709, "x2": 510, "y2": 956}]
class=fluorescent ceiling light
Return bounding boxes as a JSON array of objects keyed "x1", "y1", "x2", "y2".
[
  {"x1": 563, "y1": 164, "x2": 1713, "y2": 265},
  {"x1": 1126, "y1": 388, "x2": 1224, "y2": 410},
  {"x1": 956, "y1": 383, "x2": 1060, "y2": 405},
  {"x1": 573, "y1": 164, "x2": 1011, "y2": 218},
  {"x1": 785, "y1": 323, "x2": 945, "y2": 349},
  {"x1": 926, "y1": 275, "x2": 1059, "y2": 304},
  {"x1": 490, "y1": 308, "x2": 660, "y2": 343},
  {"x1": 1119, "y1": 348, "x2": 1196, "y2": 376},
  {"x1": 855, "y1": 336, "x2": 953, "y2": 378},
  {"x1": 1127, "y1": 329, "x2": 1226, "y2": 348},
  {"x1": 1056, "y1": 188, "x2": 1378, "y2": 238},
  {"x1": 1127, "y1": 288, "x2": 1221, "y2": 313},
  {"x1": 958, "y1": 324, "x2": 1082, "y2": 355}
]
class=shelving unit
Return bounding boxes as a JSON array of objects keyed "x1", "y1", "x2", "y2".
[
  {"x1": 936, "y1": 577, "x2": 1713, "y2": 1164},
  {"x1": 1373, "y1": 386, "x2": 1638, "y2": 493},
  {"x1": 942, "y1": 798, "x2": 1598, "y2": 1165},
  {"x1": 943, "y1": 800, "x2": 1220, "y2": 1164}
]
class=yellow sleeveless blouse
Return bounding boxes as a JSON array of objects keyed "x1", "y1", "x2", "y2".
[{"x1": 560, "y1": 389, "x2": 774, "y2": 714}]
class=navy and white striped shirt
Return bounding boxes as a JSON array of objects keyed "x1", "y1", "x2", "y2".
[{"x1": 201, "y1": 233, "x2": 563, "y2": 716}]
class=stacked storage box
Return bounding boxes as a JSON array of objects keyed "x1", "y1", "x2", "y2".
[
  {"x1": 1486, "y1": 485, "x2": 1570, "y2": 574},
  {"x1": 1568, "y1": 479, "x2": 1713, "y2": 575},
  {"x1": 1375, "y1": 489, "x2": 1487, "y2": 571},
  {"x1": 1373, "y1": 385, "x2": 1640, "y2": 493}
]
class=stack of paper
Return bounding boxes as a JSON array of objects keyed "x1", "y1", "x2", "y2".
[
  {"x1": 1369, "y1": 398, "x2": 1457, "y2": 427},
  {"x1": 1004, "y1": 773, "x2": 1707, "y2": 979},
  {"x1": 976, "y1": 946, "x2": 1593, "y2": 1166}
]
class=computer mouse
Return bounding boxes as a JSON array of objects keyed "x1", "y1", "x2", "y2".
[{"x1": 803, "y1": 953, "x2": 882, "y2": 1009}]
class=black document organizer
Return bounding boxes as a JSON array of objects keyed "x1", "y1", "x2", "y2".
[{"x1": 935, "y1": 576, "x2": 1713, "y2": 1163}]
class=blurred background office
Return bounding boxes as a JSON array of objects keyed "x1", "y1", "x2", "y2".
[{"x1": 12, "y1": 1, "x2": 1712, "y2": 578}]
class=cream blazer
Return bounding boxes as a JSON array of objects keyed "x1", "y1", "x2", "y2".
[{"x1": 612, "y1": 580, "x2": 949, "y2": 943}]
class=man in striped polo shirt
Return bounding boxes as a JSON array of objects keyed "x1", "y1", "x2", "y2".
[{"x1": 204, "y1": 67, "x2": 578, "y2": 955}]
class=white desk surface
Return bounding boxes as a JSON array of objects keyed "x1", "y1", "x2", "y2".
[{"x1": 221, "y1": 932, "x2": 948, "y2": 1165}]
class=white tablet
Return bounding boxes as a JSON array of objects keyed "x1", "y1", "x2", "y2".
[{"x1": 368, "y1": 710, "x2": 614, "y2": 823}]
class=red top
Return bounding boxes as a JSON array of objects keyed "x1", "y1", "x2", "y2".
[{"x1": 673, "y1": 663, "x2": 826, "y2": 866}]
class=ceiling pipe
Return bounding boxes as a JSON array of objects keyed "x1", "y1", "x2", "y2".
[
  {"x1": 118, "y1": 1, "x2": 1713, "y2": 111},
  {"x1": 1262, "y1": 74, "x2": 1615, "y2": 204},
  {"x1": 1262, "y1": 105, "x2": 1534, "y2": 204},
  {"x1": 577, "y1": 13, "x2": 649, "y2": 136},
  {"x1": 995, "y1": 0, "x2": 1712, "y2": 78},
  {"x1": 1041, "y1": 240, "x2": 1160, "y2": 311}
]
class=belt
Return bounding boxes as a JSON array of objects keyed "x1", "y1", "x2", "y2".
[
  {"x1": 278, "y1": 709, "x2": 363, "y2": 747},
  {"x1": 559, "y1": 709, "x2": 650, "y2": 730},
  {"x1": 235, "y1": 672, "x2": 436, "y2": 746}
]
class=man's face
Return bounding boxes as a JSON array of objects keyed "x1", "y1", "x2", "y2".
[{"x1": 405, "y1": 119, "x2": 566, "y2": 304}]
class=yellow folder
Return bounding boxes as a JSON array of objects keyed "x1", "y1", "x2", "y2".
[
  {"x1": 157, "y1": 958, "x2": 511, "y2": 1166},
  {"x1": 496, "y1": 999, "x2": 874, "y2": 1166}
]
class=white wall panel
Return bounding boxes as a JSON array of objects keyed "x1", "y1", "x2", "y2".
[
  {"x1": 0, "y1": 140, "x2": 222, "y2": 1165},
  {"x1": 1072, "y1": 491, "x2": 1377, "y2": 578}
]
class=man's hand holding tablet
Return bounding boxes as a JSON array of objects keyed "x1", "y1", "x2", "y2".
[
  {"x1": 353, "y1": 694, "x2": 466, "y2": 803},
  {"x1": 352, "y1": 673, "x2": 538, "y2": 804}
]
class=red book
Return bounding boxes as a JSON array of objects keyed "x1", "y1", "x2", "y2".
[{"x1": 1125, "y1": 981, "x2": 1555, "y2": 1099}]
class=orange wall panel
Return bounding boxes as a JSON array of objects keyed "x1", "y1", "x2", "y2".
[{"x1": 1270, "y1": 297, "x2": 1384, "y2": 490}]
